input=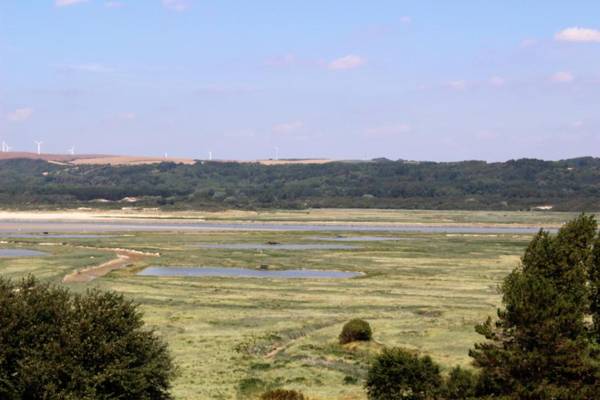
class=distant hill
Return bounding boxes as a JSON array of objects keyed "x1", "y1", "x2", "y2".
[{"x1": 0, "y1": 157, "x2": 599, "y2": 211}]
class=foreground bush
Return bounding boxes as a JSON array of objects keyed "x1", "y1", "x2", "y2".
[
  {"x1": 365, "y1": 347, "x2": 442, "y2": 400},
  {"x1": 442, "y1": 366, "x2": 477, "y2": 399},
  {"x1": 260, "y1": 389, "x2": 306, "y2": 400},
  {"x1": 0, "y1": 276, "x2": 176, "y2": 399},
  {"x1": 339, "y1": 318, "x2": 372, "y2": 344}
]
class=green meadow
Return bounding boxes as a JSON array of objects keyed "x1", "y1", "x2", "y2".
[{"x1": 0, "y1": 210, "x2": 569, "y2": 399}]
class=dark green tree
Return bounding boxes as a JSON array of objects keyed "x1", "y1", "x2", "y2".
[
  {"x1": 590, "y1": 233, "x2": 600, "y2": 343},
  {"x1": 470, "y1": 215, "x2": 600, "y2": 399},
  {"x1": 0, "y1": 276, "x2": 176, "y2": 400},
  {"x1": 365, "y1": 347, "x2": 442, "y2": 400}
]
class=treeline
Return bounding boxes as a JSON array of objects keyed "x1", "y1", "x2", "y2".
[{"x1": 1, "y1": 157, "x2": 600, "y2": 210}]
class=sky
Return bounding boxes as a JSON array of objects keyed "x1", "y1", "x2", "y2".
[{"x1": 1, "y1": 1, "x2": 600, "y2": 161}]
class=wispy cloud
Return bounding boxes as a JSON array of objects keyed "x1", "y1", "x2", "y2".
[
  {"x1": 400, "y1": 16, "x2": 412, "y2": 24},
  {"x1": 162, "y1": 0, "x2": 190, "y2": 11},
  {"x1": 520, "y1": 38, "x2": 538, "y2": 48},
  {"x1": 555, "y1": 27, "x2": 600, "y2": 43},
  {"x1": 6, "y1": 108, "x2": 34, "y2": 122},
  {"x1": 273, "y1": 121, "x2": 304, "y2": 135},
  {"x1": 105, "y1": 1, "x2": 124, "y2": 8},
  {"x1": 489, "y1": 76, "x2": 506, "y2": 87},
  {"x1": 366, "y1": 123, "x2": 411, "y2": 137},
  {"x1": 446, "y1": 80, "x2": 467, "y2": 90},
  {"x1": 55, "y1": 0, "x2": 88, "y2": 7},
  {"x1": 571, "y1": 120, "x2": 584, "y2": 129},
  {"x1": 551, "y1": 71, "x2": 574, "y2": 83},
  {"x1": 55, "y1": 63, "x2": 114, "y2": 73},
  {"x1": 328, "y1": 55, "x2": 366, "y2": 70}
]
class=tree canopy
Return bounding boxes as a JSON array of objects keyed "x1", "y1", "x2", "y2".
[
  {"x1": 0, "y1": 276, "x2": 176, "y2": 400},
  {"x1": 1, "y1": 157, "x2": 600, "y2": 210},
  {"x1": 470, "y1": 215, "x2": 600, "y2": 399}
]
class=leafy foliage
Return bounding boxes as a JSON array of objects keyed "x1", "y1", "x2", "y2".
[
  {"x1": 470, "y1": 215, "x2": 600, "y2": 399},
  {"x1": 2, "y1": 157, "x2": 600, "y2": 210},
  {"x1": 260, "y1": 389, "x2": 307, "y2": 400},
  {"x1": 441, "y1": 366, "x2": 477, "y2": 399},
  {"x1": 339, "y1": 319, "x2": 373, "y2": 344},
  {"x1": 365, "y1": 347, "x2": 443, "y2": 400},
  {"x1": 0, "y1": 276, "x2": 176, "y2": 400}
]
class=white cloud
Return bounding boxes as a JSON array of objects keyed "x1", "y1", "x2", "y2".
[
  {"x1": 555, "y1": 27, "x2": 600, "y2": 43},
  {"x1": 273, "y1": 121, "x2": 304, "y2": 135},
  {"x1": 6, "y1": 108, "x2": 34, "y2": 122},
  {"x1": 162, "y1": 0, "x2": 190, "y2": 11},
  {"x1": 328, "y1": 55, "x2": 366, "y2": 70},
  {"x1": 56, "y1": 63, "x2": 114, "y2": 73},
  {"x1": 551, "y1": 71, "x2": 574, "y2": 83},
  {"x1": 366, "y1": 123, "x2": 412, "y2": 137},
  {"x1": 447, "y1": 80, "x2": 467, "y2": 90},
  {"x1": 489, "y1": 76, "x2": 506, "y2": 87},
  {"x1": 55, "y1": 0, "x2": 88, "y2": 7}
]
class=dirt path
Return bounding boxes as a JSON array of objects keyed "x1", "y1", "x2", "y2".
[{"x1": 63, "y1": 248, "x2": 158, "y2": 283}]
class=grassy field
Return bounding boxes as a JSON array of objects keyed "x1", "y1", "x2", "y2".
[{"x1": 0, "y1": 210, "x2": 555, "y2": 399}]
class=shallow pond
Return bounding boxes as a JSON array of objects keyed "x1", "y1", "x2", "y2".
[
  {"x1": 309, "y1": 235, "x2": 410, "y2": 242},
  {"x1": 0, "y1": 221, "x2": 552, "y2": 234},
  {"x1": 0, "y1": 233, "x2": 111, "y2": 239},
  {"x1": 197, "y1": 243, "x2": 357, "y2": 250},
  {"x1": 0, "y1": 249, "x2": 48, "y2": 258},
  {"x1": 138, "y1": 266, "x2": 361, "y2": 279}
]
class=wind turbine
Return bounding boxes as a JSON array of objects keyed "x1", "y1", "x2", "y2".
[
  {"x1": 1, "y1": 141, "x2": 6, "y2": 153},
  {"x1": 68, "y1": 146, "x2": 75, "y2": 155},
  {"x1": 34, "y1": 141, "x2": 43, "y2": 155},
  {"x1": 275, "y1": 146, "x2": 279, "y2": 161},
  {"x1": 208, "y1": 151, "x2": 213, "y2": 161}
]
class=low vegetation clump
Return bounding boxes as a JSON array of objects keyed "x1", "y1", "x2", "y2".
[
  {"x1": 260, "y1": 389, "x2": 307, "y2": 400},
  {"x1": 339, "y1": 318, "x2": 372, "y2": 344},
  {"x1": 0, "y1": 276, "x2": 176, "y2": 400}
]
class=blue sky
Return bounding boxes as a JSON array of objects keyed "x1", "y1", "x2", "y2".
[{"x1": 1, "y1": 1, "x2": 600, "y2": 161}]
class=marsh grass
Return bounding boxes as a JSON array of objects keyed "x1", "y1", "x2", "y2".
[{"x1": 0, "y1": 217, "x2": 538, "y2": 399}]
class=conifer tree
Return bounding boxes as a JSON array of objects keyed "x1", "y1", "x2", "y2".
[{"x1": 470, "y1": 215, "x2": 600, "y2": 399}]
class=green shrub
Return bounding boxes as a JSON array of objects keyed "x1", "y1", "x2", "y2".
[
  {"x1": 260, "y1": 389, "x2": 306, "y2": 400},
  {"x1": 339, "y1": 318, "x2": 372, "y2": 344},
  {"x1": 442, "y1": 366, "x2": 477, "y2": 399},
  {"x1": 0, "y1": 276, "x2": 175, "y2": 400},
  {"x1": 365, "y1": 347, "x2": 442, "y2": 400}
]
